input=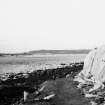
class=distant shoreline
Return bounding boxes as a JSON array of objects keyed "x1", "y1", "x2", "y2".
[{"x1": 0, "y1": 49, "x2": 90, "y2": 56}]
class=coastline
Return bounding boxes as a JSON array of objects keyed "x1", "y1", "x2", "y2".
[{"x1": 0, "y1": 62, "x2": 87, "y2": 105}]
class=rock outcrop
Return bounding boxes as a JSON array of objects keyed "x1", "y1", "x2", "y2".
[{"x1": 74, "y1": 45, "x2": 105, "y2": 104}]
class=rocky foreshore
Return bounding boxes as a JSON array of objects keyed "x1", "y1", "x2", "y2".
[{"x1": 0, "y1": 62, "x2": 88, "y2": 105}]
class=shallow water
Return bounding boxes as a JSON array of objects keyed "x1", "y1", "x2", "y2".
[{"x1": 0, "y1": 54, "x2": 86, "y2": 74}]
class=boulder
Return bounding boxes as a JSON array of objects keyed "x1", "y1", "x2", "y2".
[{"x1": 74, "y1": 45, "x2": 105, "y2": 92}]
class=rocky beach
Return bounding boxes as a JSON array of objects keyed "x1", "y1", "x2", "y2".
[{"x1": 0, "y1": 62, "x2": 91, "y2": 105}]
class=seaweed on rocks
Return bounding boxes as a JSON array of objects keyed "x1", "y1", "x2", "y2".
[{"x1": 0, "y1": 62, "x2": 84, "y2": 105}]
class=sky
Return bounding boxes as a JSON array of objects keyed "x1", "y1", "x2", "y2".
[{"x1": 0, "y1": 0, "x2": 105, "y2": 53}]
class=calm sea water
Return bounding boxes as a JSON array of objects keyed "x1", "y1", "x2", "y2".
[{"x1": 0, "y1": 54, "x2": 86, "y2": 74}]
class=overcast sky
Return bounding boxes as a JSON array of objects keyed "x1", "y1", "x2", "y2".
[{"x1": 0, "y1": 0, "x2": 105, "y2": 53}]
